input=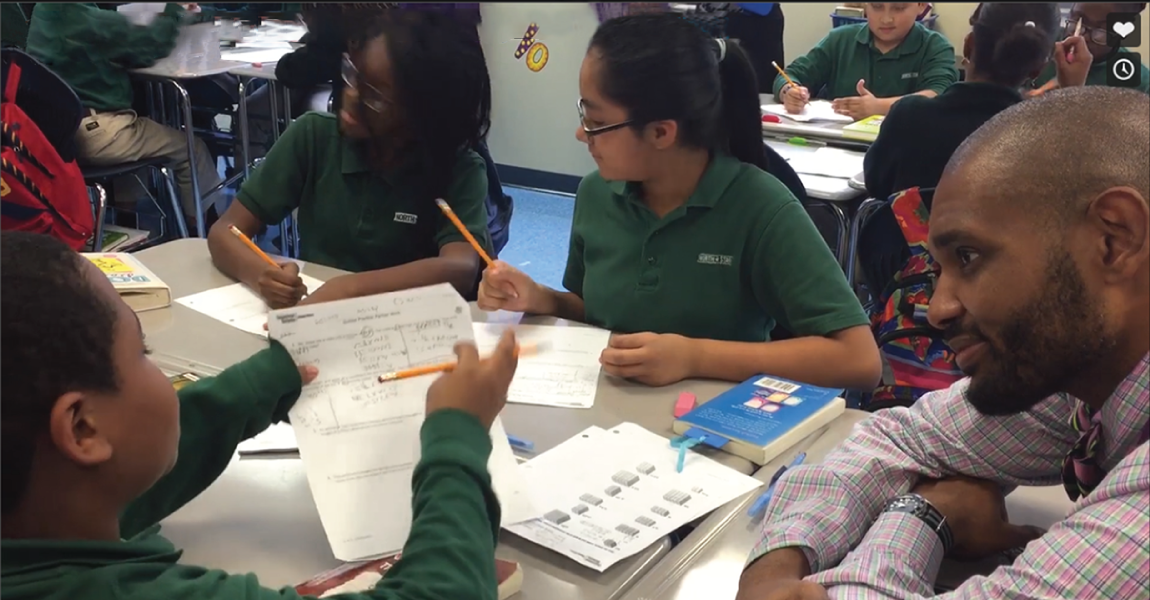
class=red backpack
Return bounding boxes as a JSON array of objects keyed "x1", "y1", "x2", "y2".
[{"x1": 1, "y1": 60, "x2": 93, "y2": 250}]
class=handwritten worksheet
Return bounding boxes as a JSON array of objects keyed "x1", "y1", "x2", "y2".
[
  {"x1": 175, "y1": 274, "x2": 325, "y2": 337},
  {"x1": 267, "y1": 284, "x2": 541, "y2": 562},
  {"x1": 762, "y1": 101, "x2": 854, "y2": 123},
  {"x1": 471, "y1": 323, "x2": 609, "y2": 409},
  {"x1": 505, "y1": 422, "x2": 762, "y2": 572}
]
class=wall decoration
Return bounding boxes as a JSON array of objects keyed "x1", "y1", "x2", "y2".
[{"x1": 513, "y1": 22, "x2": 549, "y2": 73}]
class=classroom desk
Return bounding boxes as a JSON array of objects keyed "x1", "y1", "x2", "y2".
[
  {"x1": 760, "y1": 93, "x2": 872, "y2": 149},
  {"x1": 137, "y1": 238, "x2": 757, "y2": 600}
]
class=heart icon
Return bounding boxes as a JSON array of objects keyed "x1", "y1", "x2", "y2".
[{"x1": 1113, "y1": 21, "x2": 1136, "y2": 39}]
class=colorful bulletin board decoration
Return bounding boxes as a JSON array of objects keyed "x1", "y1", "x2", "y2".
[{"x1": 514, "y1": 22, "x2": 549, "y2": 73}]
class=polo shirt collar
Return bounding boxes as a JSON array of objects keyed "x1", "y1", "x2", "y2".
[
  {"x1": 607, "y1": 154, "x2": 743, "y2": 210},
  {"x1": 856, "y1": 22, "x2": 926, "y2": 57},
  {"x1": 340, "y1": 138, "x2": 373, "y2": 175}
]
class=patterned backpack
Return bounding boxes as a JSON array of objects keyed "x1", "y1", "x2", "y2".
[{"x1": 865, "y1": 187, "x2": 963, "y2": 411}]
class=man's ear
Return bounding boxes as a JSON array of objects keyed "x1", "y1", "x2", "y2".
[
  {"x1": 647, "y1": 119, "x2": 679, "y2": 151},
  {"x1": 48, "y1": 393, "x2": 114, "y2": 467},
  {"x1": 1088, "y1": 187, "x2": 1150, "y2": 282}
]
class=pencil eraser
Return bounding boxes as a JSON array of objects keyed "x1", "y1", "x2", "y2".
[
  {"x1": 762, "y1": 114, "x2": 781, "y2": 124},
  {"x1": 673, "y1": 392, "x2": 697, "y2": 418}
]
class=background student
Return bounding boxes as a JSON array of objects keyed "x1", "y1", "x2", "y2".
[
  {"x1": 726, "y1": 3, "x2": 786, "y2": 94},
  {"x1": 776, "y1": 2, "x2": 958, "y2": 120},
  {"x1": 0, "y1": 229, "x2": 520, "y2": 600},
  {"x1": 478, "y1": 14, "x2": 881, "y2": 391},
  {"x1": 1030, "y1": 2, "x2": 1149, "y2": 95},
  {"x1": 859, "y1": 3, "x2": 1088, "y2": 297},
  {"x1": 25, "y1": 2, "x2": 224, "y2": 229},
  {"x1": 208, "y1": 11, "x2": 494, "y2": 308}
]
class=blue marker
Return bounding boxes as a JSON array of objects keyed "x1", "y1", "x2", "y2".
[
  {"x1": 507, "y1": 434, "x2": 535, "y2": 453},
  {"x1": 747, "y1": 452, "x2": 807, "y2": 519}
]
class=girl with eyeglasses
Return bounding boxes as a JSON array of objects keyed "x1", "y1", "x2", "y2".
[
  {"x1": 1030, "y1": 2, "x2": 1149, "y2": 95},
  {"x1": 478, "y1": 13, "x2": 881, "y2": 390},
  {"x1": 209, "y1": 10, "x2": 495, "y2": 309}
]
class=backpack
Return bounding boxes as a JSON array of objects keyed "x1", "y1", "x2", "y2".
[
  {"x1": 865, "y1": 187, "x2": 963, "y2": 411},
  {"x1": 1, "y1": 60, "x2": 93, "y2": 250}
]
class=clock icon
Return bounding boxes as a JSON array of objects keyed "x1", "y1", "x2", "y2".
[{"x1": 1113, "y1": 58, "x2": 1137, "y2": 81}]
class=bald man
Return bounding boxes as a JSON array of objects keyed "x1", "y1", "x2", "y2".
[{"x1": 737, "y1": 86, "x2": 1149, "y2": 600}]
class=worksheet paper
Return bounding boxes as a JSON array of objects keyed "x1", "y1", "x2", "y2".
[
  {"x1": 175, "y1": 274, "x2": 325, "y2": 337},
  {"x1": 786, "y1": 147, "x2": 866, "y2": 179},
  {"x1": 505, "y1": 422, "x2": 762, "y2": 572},
  {"x1": 471, "y1": 323, "x2": 609, "y2": 409},
  {"x1": 762, "y1": 101, "x2": 854, "y2": 123},
  {"x1": 267, "y1": 284, "x2": 542, "y2": 561}
]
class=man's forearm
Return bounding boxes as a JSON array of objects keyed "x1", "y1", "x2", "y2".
[{"x1": 737, "y1": 547, "x2": 812, "y2": 600}]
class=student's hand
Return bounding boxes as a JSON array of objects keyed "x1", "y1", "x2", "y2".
[
  {"x1": 299, "y1": 365, "x2": 319, "y2": 385},
  {"x1": 1053, "y1": 35, "x2": 1093, "y2": 89},
  {"x1": 757, "y1": 581, "x2": 831, "y2": 600},
  {"x1": 477, "y1": 261, "x2": 545, "y2": 313},
  {"x1": 599, "y1": 332, "x2": 696, "y2": 387},
  {"x1": 782, "y1": 84, "x2": 810, "y2": 114},
  {"x1": 258, "y1": 262, "x2": 307, "y2": 309},
  {"x1": 832, "y1": 80, "x2": 882, "y2": 120},
  {"x1": 912, "y1": 476, "x2": 1045, "y2": 561},
  {"x1": 1025, "y1": 79, "x2": 1060, "y2": 98},
  {"x1": 296, "y1": 274, "x2": 357, "y2": 307},
  {"x1": 425, "y1": 331, "x2": 519, "y2": 429}
]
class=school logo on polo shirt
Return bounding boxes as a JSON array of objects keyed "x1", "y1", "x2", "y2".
[
  {"x1": 901, "y1": 72, "x2": 920, "y2": 79},
  {"x1": 394, "y1": 212, "x2": 418, "y2": 224},
  {"x1": 697, "y1": 253, "x2": 733, "y2": 266}
]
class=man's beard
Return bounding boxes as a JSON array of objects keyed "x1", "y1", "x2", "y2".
[{"x1": 960, "y1": 250, "x2": 1116, "y2": 416}]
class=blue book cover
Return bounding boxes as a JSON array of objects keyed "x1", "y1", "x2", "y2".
[{"x1": 677, "y1": 375, "x2": 844, "y2": 448}]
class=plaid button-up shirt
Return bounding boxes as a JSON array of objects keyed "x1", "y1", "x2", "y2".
[{"x1": 749, "y1": 353, "x2": 1150, "y2": 599}]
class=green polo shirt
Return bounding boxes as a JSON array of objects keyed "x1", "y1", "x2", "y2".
[
  {"x1": 562, "y1": 155, "x2": 868, "y2": 342},
  {"x1": 773, "y1": 22, "x2": 958, "y2": 102},
  {"x1": 1032, "y1": 48, "x2": 1150, "y2": 95},
  {"x1": 237, "y1": 112, "x2": 492, "y2": 274}
]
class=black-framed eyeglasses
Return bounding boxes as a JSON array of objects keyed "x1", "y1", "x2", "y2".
[
  {"x1": 341, "y1": 53, "x2": 389, "y2": 113},
  {"x1": 1063, "y1": 18, "x2": 1109, "y2": 46},
  {"x1": 577, "y1": 98, "x2": 632, "y2": 137}
]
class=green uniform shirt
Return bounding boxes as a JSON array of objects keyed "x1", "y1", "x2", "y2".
[
  {"x1": 237, "y1": 112, "x2": 493, "y2": 274},
  {"x1": 0, "y1": 345, "x2": 501, "y2": 600},
  {"x1": 773, "y1": 22, "x2": 958, "y2": 101},
  {"x1": 1032, "y1": 48, "x2": 1150, "y2": 95},
  {"x1": 563, "y1": 155, "x2": 869, "y2": 342},
  {"x1": 25, "y1": 3, "x2": 185, "y2": 111},
  {"x1": 1, "y1": 4, "x2": 30, "y2": 49}
]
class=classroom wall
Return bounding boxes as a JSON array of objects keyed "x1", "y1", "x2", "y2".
[{"x1": 482, "y1": 3, "x2": 1150, "y2": 187}]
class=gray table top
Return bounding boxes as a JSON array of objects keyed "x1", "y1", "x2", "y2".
[{"x1": 136, "y1": 239, "x2": 755, "y2": 600}]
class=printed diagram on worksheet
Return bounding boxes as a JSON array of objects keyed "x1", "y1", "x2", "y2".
[{"x1": 506, "y1": 423, "x2": 761, "y2": 571}]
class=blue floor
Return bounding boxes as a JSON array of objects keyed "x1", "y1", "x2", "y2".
[{"x1": 496, "y1": 186, "x2": 574, "y2": 292}]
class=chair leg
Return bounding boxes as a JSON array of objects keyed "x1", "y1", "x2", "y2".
[
  {"x1": 158, "y1": 166, "x2": 190, "y2": 239},
  {"x1": 89, "y1": 184, "x2": 107, "y2": 252}
]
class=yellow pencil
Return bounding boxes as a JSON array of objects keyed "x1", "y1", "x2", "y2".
[
  {"x1": 228, "y1": 224, "x2": 280, "y2": 269},
  {"x1": 435, "y1": 198, "x2": 495, "y2": 268},
  {"x1": 378, "y1": 341, "x2": 547, "y2": 383},
  {"x1": 771, "y1": 61, "x2": 797, "y2": 90}
]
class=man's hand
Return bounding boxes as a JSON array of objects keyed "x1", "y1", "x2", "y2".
[
  {"x1": 913, "y1": 476, "x2": 1045, "y2": 561},
  {"x1": 296, "y1": 274, "x2": 358, "y2": 307},
  {"x1": 832, "y1": 80, "x2": 882, "y2": 120},
  {"x1": 782, "y1": 84, "x2": 811, "y2": 114},
  {"x1": 737, "y1": 547, "x2": 814, "y2": 600},
  {"x1": 599, "y1": 332, "x2": 696, "y2": 386},
  {"x1": 258, "y1": 261, "x2": 307, "y2": 309},
  {"x1": 425, "y1": 331, "x2": 519, "y2": 429},
  {"x1": 759, "y1": 581, "x2": 830, "y2": 600},
  {"x1": 1054, "y1": 35, "x2": 1093, "y2": 89}
]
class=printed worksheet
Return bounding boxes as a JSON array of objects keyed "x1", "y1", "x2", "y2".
[
  {"x1": 268, "y1": 284, "x2": 541, "y2": 562},
  {"x1": 471, "y1": 323, "x2": 609, "y2": 409},
  {"x1": 506, "y1": 422, "x2": 762, "y2": 571},
  {"x1": 762, "y1": 100, "x2": 854, "y2": 123},
  {"x1": 175, "y1": 274, "x2": 325, "y2": 337},
  {"x1": 786, "y1": 147, "x2": 865, "y2": 179}
]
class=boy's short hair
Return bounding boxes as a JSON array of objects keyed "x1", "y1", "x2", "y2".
[{"x1": 0, "y1": 232, "x2": 120, "y2": 514}]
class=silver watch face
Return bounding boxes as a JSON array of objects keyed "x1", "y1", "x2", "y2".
[{"x1": 890, "y1": 495, "x2": 927, "y2": 516}]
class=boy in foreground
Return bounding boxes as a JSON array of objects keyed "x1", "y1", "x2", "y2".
[{"x1": 0, "y1": 231, "x2": 518, "y2": 600}]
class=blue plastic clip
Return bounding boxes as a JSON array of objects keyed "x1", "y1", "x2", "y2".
[{"x1": 670, "y1": 435, "x2": 705, "y2": 473}]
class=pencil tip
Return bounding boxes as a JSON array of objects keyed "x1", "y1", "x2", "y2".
[{"x1": 435, "y1": 198, "x2": 448, "y2": 208}]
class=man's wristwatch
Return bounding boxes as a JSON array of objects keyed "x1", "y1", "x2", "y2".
[{"x1": 883, "y1": 493, "x2": 955, "y2": 554}]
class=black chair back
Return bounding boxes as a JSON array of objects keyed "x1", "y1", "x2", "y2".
[{"x1": 1, "y1": 48, "x2": 83, "y2": 163}]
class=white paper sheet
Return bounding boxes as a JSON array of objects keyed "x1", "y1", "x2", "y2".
[
  {"x1": 787, "y1": 147, "x2": 865, "y2": 179},
  {"x1": 762, "y1": 101, "x2": 854, "y2": 123},
  {"x1": 175, "y1": 275, "x2": 325, "y2": 337},
  {"x1": 471, "y1": 323, "x2": 609, "y2": 409},
  {"x1": 267, "y1": 284, "x2": 542, "y2": 561},
  {"x1": 505, "y1": 422, "x2": 762, "y2": 572},
  {"x1": 220, "y1": 47, "x2": 293, "y2": 64},
  {"x1": 116, "y1": 3, "x2": 166, "y2": 26}
]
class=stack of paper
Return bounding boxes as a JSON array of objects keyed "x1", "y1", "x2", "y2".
[
  {"x1": 175, "y1": 274, "x2": 325, "y2": 337},
  {"x1": 471, "y1": 323, "x2": 610, "y2": 409},
  {"x1": 505, "y1": 422, "x2": 762, "y2": 571},
  {"x1": 762, "y1": 101, "x2": 854, "y2": 123},
  {"x1": 786, "y1": 147, "x2": 866, "y2": 179},
  {"x1": 267, "y1": 284, "x2": 542, "y2": 561}
]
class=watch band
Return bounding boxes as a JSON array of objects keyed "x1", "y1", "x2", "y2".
[{"x1": 884, "y1": 493, "x2": 955, "y2": 554}]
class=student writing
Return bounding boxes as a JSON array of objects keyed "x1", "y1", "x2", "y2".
[
  {"x1": 776, "y1": 2, "x2": 959, "y2": 120},
  {"x1": 208, "y1": 11, "x2": 494, "y2": 309},
  {"x1": 1030, "y1": 2, "x2": 1150, "y2": 96},
  {"x1": 860, "y1": 3, "x2": 1088, "y2": 296},
  {"x1": 0, "y1": 230, "x2": 521, "y2": 600},
  {"x1": 478, "y1": 14, "x2": 881, "y2": 390}
]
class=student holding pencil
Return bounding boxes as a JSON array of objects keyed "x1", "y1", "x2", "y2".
[
  {"x1": 1, "y1": 230, "x2": 521, "y2": 600},
  {"x1": 478, "y1": 14, "x2": 881, "y2": 391},
  {"x1": 208, "y1": 10, "x2": 495, "y2": 309}
]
